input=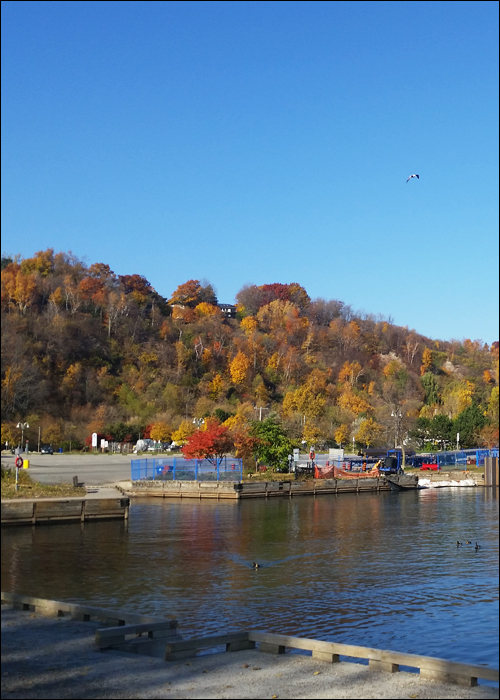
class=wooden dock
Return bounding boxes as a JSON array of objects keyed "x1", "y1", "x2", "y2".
[
  {"x1": 1, "y1": 495, "x2": 130, "y2": 526},
  {"x1": 128, "y1": 475, "x2": 418, "y2": 499},
  {"x1": 1, "y1": 592, "x2": 498, "y2": 689}
]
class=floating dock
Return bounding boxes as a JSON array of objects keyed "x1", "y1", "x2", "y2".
[
  {"x1": 1, "y1": 495, "x2": 130, "y2": 526},
  {"x1": 127, "y1": 474, "x2": 418, "y2": 499}
]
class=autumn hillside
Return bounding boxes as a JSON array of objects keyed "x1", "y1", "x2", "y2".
[{"x1": 1, "y1": 249, "x2": 498, "y2": 459}]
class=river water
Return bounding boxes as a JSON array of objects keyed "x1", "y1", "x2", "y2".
[{"x1": 2, "y1": 488, "x2": 498, "y2": 676}]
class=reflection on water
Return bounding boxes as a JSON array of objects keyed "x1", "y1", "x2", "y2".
[{"x1": 2, "y1": 489, "x2": 498, "y2": 672}]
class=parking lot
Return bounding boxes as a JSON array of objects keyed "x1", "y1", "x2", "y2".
[{"x1": 1, "y1": 452, "x2": 133, "y2": 486}]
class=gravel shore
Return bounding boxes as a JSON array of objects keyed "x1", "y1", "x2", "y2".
[{"x1": 1, "y1": 607, "x2": 498, "y2": 700}]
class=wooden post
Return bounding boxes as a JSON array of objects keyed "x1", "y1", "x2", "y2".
[
  {"x1": 484, "y1": 457, "x2": 498, "y2": 487},
  {"x1": 259, "y1": 642, "x2": 286, "y2": 654},
  {"x1": 369, "y1": 659, "x2": 399, "y2": 673},
  {"x1": 312, "y1": 650, "x2": 339, "y2": 663}
]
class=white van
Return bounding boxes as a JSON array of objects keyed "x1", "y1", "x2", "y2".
[{"x1": 133, "y1": 438, "x2": 155, "y2": 453}]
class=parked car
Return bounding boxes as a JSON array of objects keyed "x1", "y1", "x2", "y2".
[{"x1": 40, "y1": 444, "x2": 53, "y2": 455}]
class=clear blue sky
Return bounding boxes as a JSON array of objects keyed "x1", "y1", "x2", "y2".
[{"x1": 2, "y1": 1, "x2": 498, "y2": 343}]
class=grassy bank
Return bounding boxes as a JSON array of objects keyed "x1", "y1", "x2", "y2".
[{"x1": 1, "y1": 464, "x2": 86, "y2": 500}]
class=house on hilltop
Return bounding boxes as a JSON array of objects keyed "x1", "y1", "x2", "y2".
[{"x1": 218, "y1": 303, "x2": 237, "y2": 318}]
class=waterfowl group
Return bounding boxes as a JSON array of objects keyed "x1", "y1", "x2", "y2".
[{"x1": 456, "y1": 540, "x2": 482, "y2": 550}]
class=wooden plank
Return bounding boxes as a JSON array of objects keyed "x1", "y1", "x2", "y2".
[
  {"x1": 84, "y1": 499, "x2": 125, "y2": 514},
  {"x1": 96, "y1": 628, "x2": 180, "y2": 648},
  {"x1": 239, "y1": 483, "x2": 268, "y2": 492},
  {"x1": 96, "y1": 621, "x2": 177, "y2": 638},
  {"x1": 1, "y1": 502, "x2": 35, "y2": 519},
  {"x1": 420, "y1": 668, "x2": 477, "y2": 687},
  {"x1": 1, "y1": 593, "x2": 163, "y2": 626},
  {"x1": 165, "y1": 632, "x2": 248, "y2": 654},
  {"x1": 34, "y1": 501, "x2": 83, "y2": 518},
  {"x1": 247, "y1": 631, "x2": 499, "y2": 682}
]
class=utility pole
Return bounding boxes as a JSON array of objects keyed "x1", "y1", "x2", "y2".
[
  {"x1": 253, "y1": 406, "x2": 269, "y2": 421},
  {"x1": 38, "y1": 427, "x2": 41, "y2": 453}
]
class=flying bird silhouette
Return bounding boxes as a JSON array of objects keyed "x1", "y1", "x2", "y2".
[{"x1": 406, "y1": 174, "x2": 419, "y2": 183}]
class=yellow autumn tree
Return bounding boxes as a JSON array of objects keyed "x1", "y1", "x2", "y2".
[
  {"x1": 282, "y1": 386, "x2": 326, "y2": 419},
  {"x1": 338, "y1": 361, "x2": 362, "y2": 386},
  {"x1": 256, "y1": 299, "x2": 298, "y2": 332},
  {"x1": 487, "y1": 386, "x2": 499, "y2": 423},
  {"x1": 282, "y1": 369, "x2": 329, "y2": 419},
  {"x1": 334, "y1": 424, "x2": 350, "y2": 446},
  {"x1": 241, "y1": 316, "x2": 258, "y2": 335},
  {"x1": 223, "y1": 414, "x2": 246, "y2": 431},
  {"x1": 442, "y1": 380, "x2": 475, "y2": 418},
  {"x1": 355, "y1": 418, "x2": 384, "y2": 447},
  {"x1": 420, "y1": 348, "x2": 433, "y2": 376},
  {"x1": 230, "y1": 351, "x2": 251, "y2": 384},
  {"x1": 1, "y1": 423, "x2": 19, "y2": 448},
  {"x1": 383, "y1": 359, "x2": 403, "y2": 377},
  {"x1": 171, "y1": 420, "x2": 195, "y2": 446},
  {"x1": 150, "y1": 422, "x2": 172, "y2": 443},
  {"x1": 43, "y1": 421, "x2": 65, "y2": 447},
  {"x1": 267, "y1": 352, "x2": 281, "y2": 373},
  {"x1": 209, "y1": 374, "x2": 224, "y2": 399},
  {"x1": 195, "y1": 302, "x2": 220, "y2": 317},
  {"x1": 337, "y1": 389, "x2": 372, "y2": 416},
  {"x1": 302, "y1": 421, "x2": 321, "y2": 447}
]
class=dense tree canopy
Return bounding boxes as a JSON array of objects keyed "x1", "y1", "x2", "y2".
[{"x1": 1, "y1": 249, "x2": 498, "y2": 456}]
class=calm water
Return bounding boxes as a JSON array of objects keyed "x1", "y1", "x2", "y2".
[{"x1": 2, "y1": 489, "x2": 498, "y2": 674}]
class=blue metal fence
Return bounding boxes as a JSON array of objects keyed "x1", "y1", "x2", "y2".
[
  {"x1": 131, "y1": 457, "x2": 243, "y2": 482},
  {"x1": 434, "y1": 448, "x2": 496, "y2": 468}
]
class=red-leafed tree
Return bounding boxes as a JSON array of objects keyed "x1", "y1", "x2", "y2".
[
  {"x1": 118, "y1": 274, "x2": 153, "y2": 304},
  {"x1": 236, "y1": 282, "x2": 310, "y2": 315},
  {"x1": 181, "y1": 419, "x2": 234, "y2": 461}
]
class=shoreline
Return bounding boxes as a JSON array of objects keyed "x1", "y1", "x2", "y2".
[{"x1": 2, "y1": 605, "x2": 498, "y2": 700}]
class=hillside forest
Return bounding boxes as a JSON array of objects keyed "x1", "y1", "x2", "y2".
[{"x1": 1, "y1": 249, "x2": 498, "y2": 467}]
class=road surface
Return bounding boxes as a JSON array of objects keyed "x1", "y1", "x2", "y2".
[{"x1": 1, "y1": 452, "x2": 134, "y2": 486}]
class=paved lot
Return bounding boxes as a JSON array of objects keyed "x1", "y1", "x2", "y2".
[{"x1": 1, "y1": 452, "x2": 134, "y2": 486}]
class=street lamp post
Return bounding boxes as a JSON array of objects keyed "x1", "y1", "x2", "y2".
[
  {"x1": 391, "y1": 410, "x2": 402, "y2": 448},
  {"x1": 391, "y1": 409, "x2": 406, "y2": 469},
  {"x1": 16, "y1": 422, "x2": 29, "y2": 452},
  {"x1": 192, "y1": 418, "x2": 205, "y2": 429}
]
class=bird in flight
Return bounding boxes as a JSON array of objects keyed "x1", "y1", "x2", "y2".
[{"x1": 406, "y1": 174, "x2": 419, "y2": 183}]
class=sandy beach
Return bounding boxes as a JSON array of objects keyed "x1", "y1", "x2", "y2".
[{"x1": 1, "y1": 606, "x2": 498, "y2": 700}]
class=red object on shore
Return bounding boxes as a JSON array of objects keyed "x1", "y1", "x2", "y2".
[{"x1": 420, "y1": 464, "x2": 439, "y2": 471}]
